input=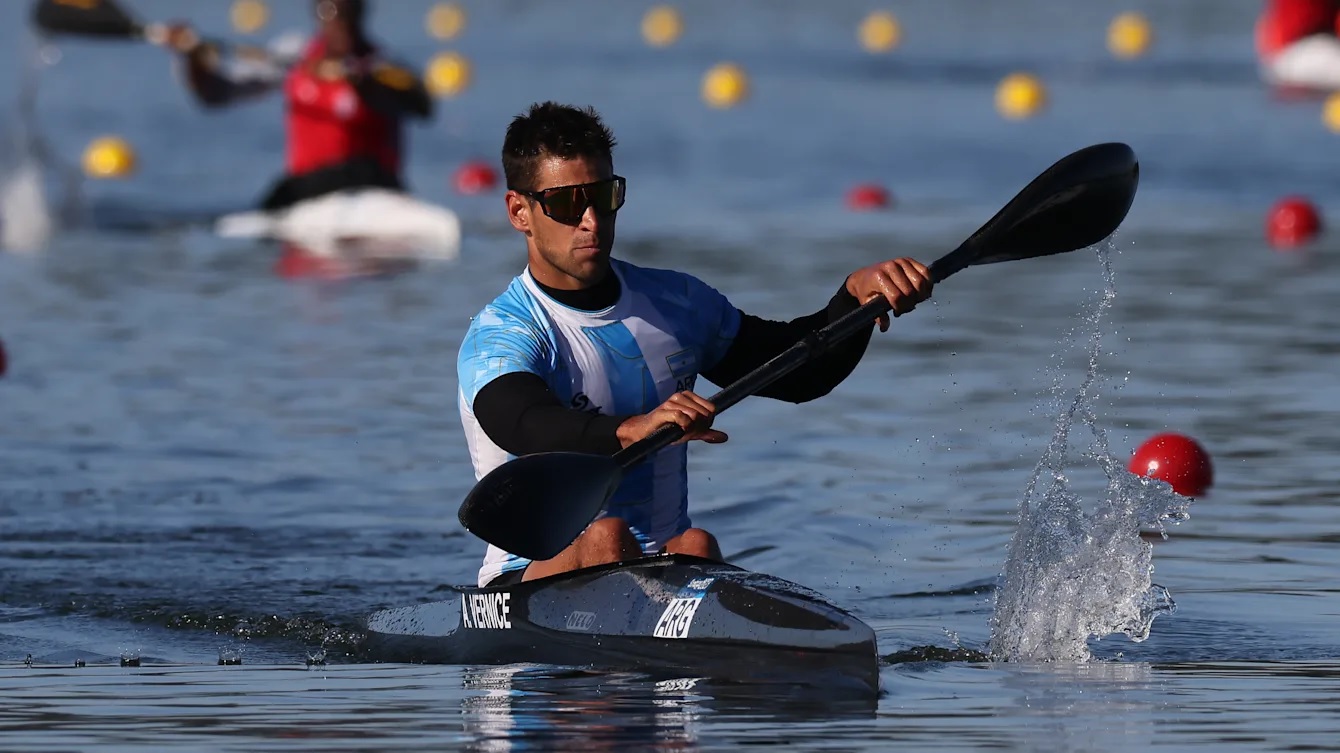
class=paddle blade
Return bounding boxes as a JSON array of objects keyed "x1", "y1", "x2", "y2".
[
  {"x1": 931, "y1": 143, "x2": 1139, "y2": 281},
  {"x1": 457, "y1": 452, "x2": 624, "y2": 561},
  {"x1": 32, "y1": 0, "x2": 142, "y2": 39}
]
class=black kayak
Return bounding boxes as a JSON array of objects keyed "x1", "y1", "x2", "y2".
[{"x1": 361, "y1": 554, "x2": 879, "y2": 693}]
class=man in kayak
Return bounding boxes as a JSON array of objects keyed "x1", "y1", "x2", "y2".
[
  {"x1": 160, "y1": 0, "x2": 433, "y2": 210},
  {"x1": 459, "y1": 102, "x2": 933, "y2": 587},
  {"x1": 1256, "y1": 0, "x2": 1340, "y2": 90}
]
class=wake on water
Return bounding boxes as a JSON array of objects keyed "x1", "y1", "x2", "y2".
[{"x1": 987, "y1": 240, "x2": 1191, "y2": 663}]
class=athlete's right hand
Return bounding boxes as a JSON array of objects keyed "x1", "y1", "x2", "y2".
[{"x1": 616, "y1": 391, "x2": 727, "y2": 448}]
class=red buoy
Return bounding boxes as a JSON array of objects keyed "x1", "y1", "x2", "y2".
[
  {"x1": 454, "y1": 160, "x2": 499, "y2": 195},
  {"x1": 1266, "y1": 196, "x2": 1322, "y2": 249},
  {"x1": 846, "y1": 183, "x2": 891, "y2": 212},
  {"x1": 1128, "y1": 432, "x2": 1214, "y2": 497}
]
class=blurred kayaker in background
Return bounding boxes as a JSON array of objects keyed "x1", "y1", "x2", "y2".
[
  {"x1": 1257, "y1": 0, "x2": 1340, "y2": 90},
  {"x1": 160, "y1": 0, "x2": 433, "y2": 210}
]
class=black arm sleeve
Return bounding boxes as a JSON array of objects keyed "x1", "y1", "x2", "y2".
[
  {"x1": 473, "y1": 372, "x2": 628, "y2": 456},
  {"x1": 702, "y1": 284, "x2": 872, "y2": 403}
]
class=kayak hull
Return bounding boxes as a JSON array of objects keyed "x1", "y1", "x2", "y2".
[
  {"x1": 363, "y1": 554, "x2": 879, "y2": 693},
  {"x1": 215, "y1": 188, "x2": 461, "y2": 260}
]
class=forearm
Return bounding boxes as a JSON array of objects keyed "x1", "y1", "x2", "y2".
[
  {"x1": 474, "y1": 373, "x2": 628, "y2": 456},
  {"x1": 703, "y1": 284, "x2": 872, "y2": 403},
  {"x1": 181, "y1": 48, "x2": 273, "y2": 107}
]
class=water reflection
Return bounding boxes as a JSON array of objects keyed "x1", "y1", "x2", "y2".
[{"x1": 459, "y1": 665, "x2": 877, "y2": 752}]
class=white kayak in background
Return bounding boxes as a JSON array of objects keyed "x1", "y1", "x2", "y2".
[
  {"x1": 1262, "y1": 34, "x2": 1340, "y2": 92},
  {"x1": 215, "y1": 188, "x2": 462, "y2": 261}
]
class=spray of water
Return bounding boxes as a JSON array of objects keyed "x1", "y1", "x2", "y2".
[
  {"x1": 988, "y1": 240, "x2": 1190, "y2": 662},
  {"x1": 1, "y1": 159, "x2": 54, "y2": 253},
  {"x1": 1, "y1": 42, "x2": 76, "y2": 254}
]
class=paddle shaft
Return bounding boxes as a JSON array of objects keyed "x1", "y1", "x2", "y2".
[{"x1": 615, "y1": 254, "x2": 963, "y2": 468}]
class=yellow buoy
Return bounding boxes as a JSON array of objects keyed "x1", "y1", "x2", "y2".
[
  {"x1": 1323, "y1": 92, "x2": 1340, "y2": 132},
  {"x1": 426, "y1": 52, "x2": 472, "y2": 98},
  {"x1": 1107, "y1": 12, "x2": 1152, "y2": 59},
  {"x1": 642, "y1": 5, "x2": 683, "y2": 48},
  {"x1": 858, "y1": 11, "x2": 900, "y2": 53},
  {"x1": 995, "y1": 73, "x2": 1047, "y2": 120},
  {"x1": 230, "y1": 0, "x2": 269, "y2": 35},
  {"x1": 82, "y1": 136, "x2": 136, "y2": 179},
  {"x1": 426, "y1": 3, "x2": 466, "y2": 41},
  {"x1": 701, "y1": 62, "x2": 749, "y2": 109}
]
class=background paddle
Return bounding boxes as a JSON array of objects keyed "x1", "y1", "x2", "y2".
[
  {"x1": 30, "y1": 0, "x2": 430, "y2": 116},
  {"x1": 31, "y1": 0, "x2": 145, "y2": 39},
  {"x1": 459, "y1": 141, "x2": 1141, "y2": 561}
]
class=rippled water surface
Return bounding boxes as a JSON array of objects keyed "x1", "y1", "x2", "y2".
[{"x1": 3, "y1": 0, "x2": 1339, "y2": 750}]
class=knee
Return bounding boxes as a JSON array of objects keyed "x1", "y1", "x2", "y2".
[
  {"x1": 580, "y1": 517, "x2": 639, "y2": 560},
  {"x1": 671, "y1": 528, "x2": 721, "y2": 559}
]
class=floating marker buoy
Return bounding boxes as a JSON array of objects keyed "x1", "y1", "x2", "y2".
[
  {"x1": 642, "y1": 5, "x2": 683, "y2": 48},
  {"x1": 858, "y1": 11, "x2": 900, "y2": 53},
  {"x1": 454, "y1": 160, "x2": 498, "y2": 194},
  {"x1": 846, "y1": 183, "x2": 891, "y2": 211},
  {"x1": 230, "y1": 0, "x2": 269, "y2": 34},
  {"x1": 1108, "y1": 12, "x2": 1152, "y2": 59},
  {"x1": 1128, "y1": 432, "x2": 1214, "y2": 497},
  {"x1": 426, "y1": 3, "x2": 466, "y2": 40},
  {"x1": 1323, "y1": 93, "x2": 1340, "y2": 132},
  {"x1": 702, "y1": 62, "x2": 749, "y2": 108},
  {"x1": 1266, "y1": 196, "x2": 1322, "y2": 249},
  {"x1": 995, "y1": 73, "x2": 1047, "y2": 119},
  {"x1": 426, "y1": 52, "x2": 471, "y2": 98},
  {"x1": 82, "y1": 136, "x2": 136, "y2": 179}
]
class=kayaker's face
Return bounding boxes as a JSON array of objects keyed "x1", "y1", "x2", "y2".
[
  {"x1": 315, "y1": 0, "x2": 360, "y2": 56},
  {"x1": 508, "y1": 155, "x2": 619, "y2": 290}
]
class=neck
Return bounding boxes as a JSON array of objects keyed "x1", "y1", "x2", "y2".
[{"x1": 531, "y1": 267, "x2": 620, "y2": 312}]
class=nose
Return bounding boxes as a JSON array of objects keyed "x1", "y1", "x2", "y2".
[{"x1": 578, "y1": 203, "x2": 604, "y2": 234}]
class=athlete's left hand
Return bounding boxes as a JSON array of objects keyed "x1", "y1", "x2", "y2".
[{"x1": 844, "y1": 257, "x2": 933, "y2": 332}]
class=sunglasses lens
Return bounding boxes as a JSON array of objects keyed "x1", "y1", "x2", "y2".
[
  {"x1": 591, "y1": 179, "x2": 626, "y2": 213},
  {"x1": 542, "y1": 186, "x2": 584, "y2": 221},
  {"x1": 536, "y1": 178, "x2": 625, "y2": 221}
]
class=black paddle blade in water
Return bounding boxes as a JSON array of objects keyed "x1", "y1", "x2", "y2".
[
  {"x1": 457, "y1": 452, "x2": 623, "y2": 561},
  {"x1": 458, "y1": 142, "x2": 1140, "y2": 562},
  {"x1": 32, "y1": 0, "x2": 143, "y2": 39}
]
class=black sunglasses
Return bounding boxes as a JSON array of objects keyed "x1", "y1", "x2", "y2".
[{"x1": 513, "y1": 176, "x2": 626, "y2": 223}]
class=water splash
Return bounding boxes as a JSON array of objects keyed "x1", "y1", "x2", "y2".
[
  {"x1": 0, "y1": 160, "x2": 53, "y2": 253},
  {"x1": 988, "y1": 240, "x2": 1190, "y2": 662}
]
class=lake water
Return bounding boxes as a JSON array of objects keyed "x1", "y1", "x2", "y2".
[{"x1": 3, "y1": 0, "x2": 1339, "y2": 750}]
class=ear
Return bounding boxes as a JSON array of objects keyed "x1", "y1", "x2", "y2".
[{"x1": 505, "y1": 191, "x2": 532, "y2": 235}]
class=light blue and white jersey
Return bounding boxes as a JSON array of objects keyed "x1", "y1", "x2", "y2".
[{"x1": 459, "y1": 259, "x2": 742, "y2": 586}]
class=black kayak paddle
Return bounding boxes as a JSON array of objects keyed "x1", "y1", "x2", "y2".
[{"x1": 458, "y1": 142, "x2": 1141, "y2": 561}]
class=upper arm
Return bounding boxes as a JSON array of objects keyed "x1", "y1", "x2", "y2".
[
  {"x1": 682, "y1": 275, "x2": 742, "y2": 373},
  {"x1": 457, "y1": 308, "x2": 552, "y2": 410}
]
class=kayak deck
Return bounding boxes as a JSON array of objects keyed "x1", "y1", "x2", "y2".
[{"x1": 362, "y1": 554, "x2": 879, "y2": 693}]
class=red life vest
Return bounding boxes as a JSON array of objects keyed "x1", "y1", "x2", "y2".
[
  {"x1": 283, "y1": 39, "x2": 401, "y2": 176},
  {"x1": 1257, "y1": 0, "x2": 1340, "y2": 59}
]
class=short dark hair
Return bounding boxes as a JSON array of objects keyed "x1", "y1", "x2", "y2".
[{"x1": 502, "y1": 102, "x2": 617, "y2": 192}]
